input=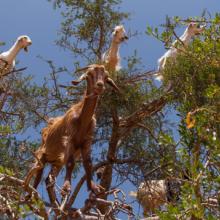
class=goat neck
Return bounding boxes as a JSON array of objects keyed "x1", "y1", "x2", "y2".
[
  {"x1": 78, "y1": 78, "x2": 99, "y2": 132},
  {"x1": 105, "y1": 39, "x2": 120, "y2": 74},
  {"x1": 1, "y1": 40, "x2": 22, "y2": 64},
  {"x1": 108, "y1": 39, "x2": 120, "y2": 59},
  {"x1": 179, "y1": 27, "x2": 194, "y2": 46}
]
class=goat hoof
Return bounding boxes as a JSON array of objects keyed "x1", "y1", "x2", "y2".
[
  {"x1": 22, "y1": 182, "x2": 29, "y2": 191},
  {"x1": 61, "y1": 182, "x2": 71, "y2": 197},
  {"x1": 90, "y1": 182, "x2": 105, "y2": 195}
]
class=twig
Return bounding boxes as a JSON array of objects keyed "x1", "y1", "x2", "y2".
[
  {"x1": 172, "y1": 30, "x2": 185, "y2": 47},
  {"x1": 60, "y1": 194, "x2": 69, "y2": 215},
  {"x1": 137, "y1": 123, "x2": 159, "y2": 142},
  {"x1": 179, "y1": 19, "x2": 212, "y2": 24},
  {"x1": 0, "y1": 174, "x2": 48, "y2": 219},
  {"x1": 0, "y1": 67, "x2": 27, "y2": 78},
  {"x1": 67, "y1": 158, "x2": 141, "y2": 208}
]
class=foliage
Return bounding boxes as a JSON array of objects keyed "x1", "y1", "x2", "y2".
[
  {"x1": 147, "y1": 14, "x2": 220, "y2": 219},
  {"x1": 1, "y1": 2, "x2": 220, "y2": 220},
  {"x1": 49, "y1": 0, "x2": 129, "y2": 62}
]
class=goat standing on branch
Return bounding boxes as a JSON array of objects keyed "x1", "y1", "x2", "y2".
[
  {"x1": 102, "y1": 25, "x2": 128, "y2": 78},
  {"x1": 0, "y1": 35, "x2": 32, "y2": 77},
  {"x1": 156, "y1": 22, "x2": 205, "y2": 81},
  {"x1": 74, "y1": 25, "x2": 128, "y2": 84},
  {"x1": 24, "y1": 64, "x2": 119, "y2": 210}
]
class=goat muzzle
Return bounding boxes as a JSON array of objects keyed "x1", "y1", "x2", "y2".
[
  {"x1": 94, "y1": 81, "x2": 105, "y2": 94},
  {"x1": 24, "y1": 42, "x2": 32, "y2": 52},
  {"x1": 120, "y1": 36, "x2": 128, "y2": 42},
  {"x1": 96, "y1": 81, "x2": 104, "y2": 88},
  {"x1": 24, "y1": 47, "x2": 28, "y2": 52}
]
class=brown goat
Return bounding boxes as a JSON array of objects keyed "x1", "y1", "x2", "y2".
[{"x1": 24, "y1": 64, "x2": 119, "y2": 205}]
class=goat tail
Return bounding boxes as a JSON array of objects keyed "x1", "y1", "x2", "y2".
[{"x1": 129, "y1": 191, "x2": 137, "y2": 198}]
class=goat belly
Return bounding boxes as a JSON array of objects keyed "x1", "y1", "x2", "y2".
[
  {"x1": 45, "y1": 152, "x2": 66, "y2": 166},
  {"x1": 44, "y1": 142, "x2": 68, "y2": 166}
]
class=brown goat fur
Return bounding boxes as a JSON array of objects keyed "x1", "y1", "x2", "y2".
[{"x1": 24, "y1": 64, "x2": 119, "y2": 205}]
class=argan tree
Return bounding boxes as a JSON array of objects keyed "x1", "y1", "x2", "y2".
[{"x1": 1, "y1": 1, "x2": 219, "y2": 219}]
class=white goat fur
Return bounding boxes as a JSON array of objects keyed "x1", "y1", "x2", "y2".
[
  {"x1": 0, "y1": 35, "x2": 32, "y2": 75},
  {"x1": 77, "y1": 25, "x2": 127, "y2": 82},
  {"x1": 102, "y1": 25, "x2": 128, "y2": 77},
  {"x1": 129, "y1": 180, "x2": 167, "y2": 216},
  {"x1": 156, "y1": 22, "x2": 205, "y2": 81}
]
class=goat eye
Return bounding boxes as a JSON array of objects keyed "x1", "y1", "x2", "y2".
[{"x1": 94, "y1": 67, "x2": 99, "y2": 72}]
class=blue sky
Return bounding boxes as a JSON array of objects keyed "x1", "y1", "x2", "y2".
[
  {"x1": 1, "y1": 0, "x2": 220, "y2": 218},
  {"x1": 1, "y1": 0, "x2": 219, "y2": 81}
]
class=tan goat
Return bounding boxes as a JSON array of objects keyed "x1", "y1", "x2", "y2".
[
  {"x1": 24, "y1": 64, "x2": 119, "y2": 206},
  {"x1": 75, "y1": 25, "x2": 128, "y2": 84},
  {"x1": 102, "y1": 25, "x2": 128, "y2": 78}
]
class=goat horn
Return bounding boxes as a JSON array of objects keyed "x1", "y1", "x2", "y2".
[
  {"x1": 106, "y1": 77, "x2": 120, "y2": 92},
  {"x1": 72, "y1": 65, "x2": 92, "y2": 84},
  {"x1": 74, "y1": 65, "x2": 93, "y2": 73},
  {"x1": 71, "y1": 74, "x2": 86, "y2": 85}
]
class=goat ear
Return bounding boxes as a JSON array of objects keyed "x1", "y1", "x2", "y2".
[
  {"x1": 106, "y1": 77, "x2": 120, "y2": 93},
  {"x1": 72, "y1": 66, "x2": 91, "y2": 85},
  {"x1": 72, "y1": 75, "x2": 86, "y2": 85}
]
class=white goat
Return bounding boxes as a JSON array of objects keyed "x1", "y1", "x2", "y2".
[
  {"x1": 156, "y1": 22, "x2": 205, "y2": 81},
  {"x1": 102, "y1": 25, "x2": 128, "y2": 78},
  {"x1": 73, "y1": 25, "x2": 128, "y2": 84},
  {"x1": 0, "y1": 35, "x2": 32, "y2": 76},
  {"x1": 129, "y1": 180, "x2": 167, "y2": 217}
]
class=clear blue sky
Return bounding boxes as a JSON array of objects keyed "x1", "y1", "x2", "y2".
[
  {"x1": 1, "y1": 0, "x2": 219, "y2": 78},
  {"x1": 1, "y1": 0, "x2": 220, "y2": 218}
]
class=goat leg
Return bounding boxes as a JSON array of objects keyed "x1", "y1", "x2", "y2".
[
  {"x1": 23, "y1": 151, "x2": 46, "y2": 188},
  {"x1": 23, "y1": 163, "x2": 44, "y2": 201},
  {"x1": 81, "y1": 142, "x2": 93, "y2": 191},
  {"x1": 61, "y1": 156, "x2": 75, "y2": 198},
  {"x1": 81, "y1": 142, "x2": 104, "y2": 195},
  {"x1": 33, "y1": 168, "x2": 44, "y2": 189},
  {"x1": 45, "y1": 165, "x2": 61, "y2": 215},
  {"x1": 23, "y1": 163, "x2": 43, "y2": 189}
]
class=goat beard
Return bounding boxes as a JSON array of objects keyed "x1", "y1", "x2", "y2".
[{"x1": 24, "y1": 47, "x2": 28, "y2": 52}]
